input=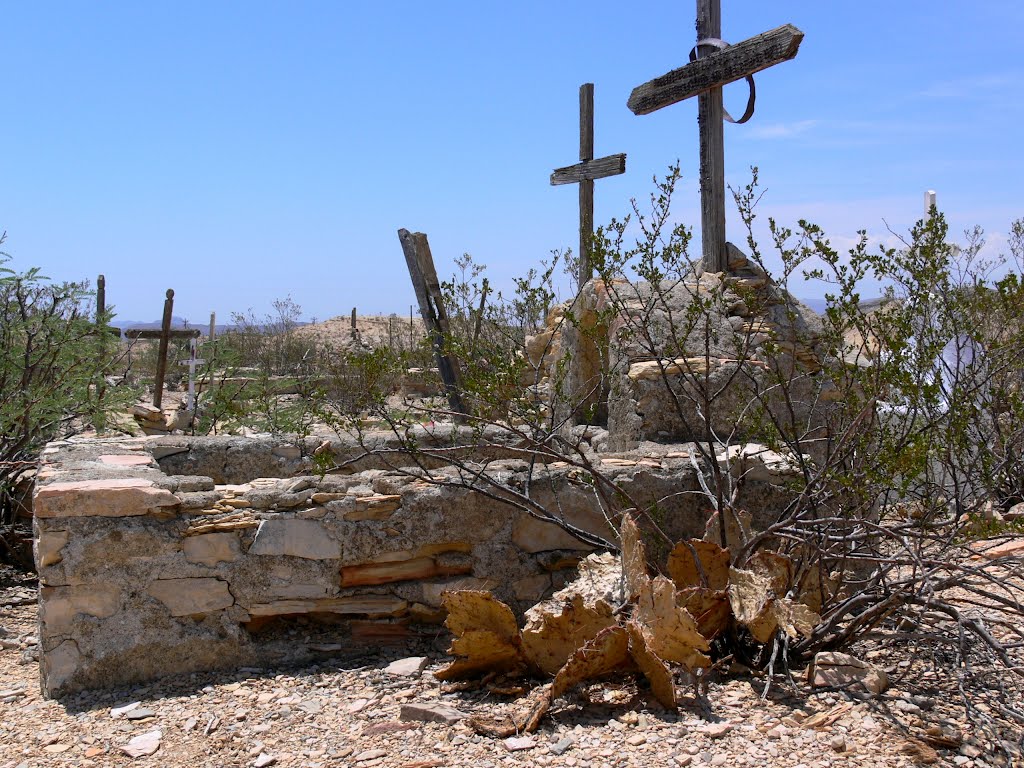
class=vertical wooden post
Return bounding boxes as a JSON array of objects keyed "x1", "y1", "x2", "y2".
[
  {"x1": 696, "y1": 0, "x2": 727, "y2": 273},
  {"x1": 398, "y1": 229, "x2": 466, "y2": 418},
  {"x1": 351, "y1": 307, "x2": 358, "y2": 339},
  {"x1": 472, "y1": 277, "x2": 489, "y2": 348},
  {"x1": 578, "y1": 83, "x2": 595, "y2": 286},
  {"x1": 96, "y1": 274, "x2": 106, "y2": 323},
  {"x1": 153, "y1": 289, "x2": 174, "y2": 409}
]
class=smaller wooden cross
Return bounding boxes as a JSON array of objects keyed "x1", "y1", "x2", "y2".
[
  {"x1": 124, "y1": 289, "x2": 201, "y2": 409},
  {"x1": 551, "y1": 83, "x2": 626, "y2": 287},
  {"x1": 179, "y1": 337, "x2": 206, "y2": 411},
  {"x1": 627, "y1": 1, "x2": 803, "y2": 273}
]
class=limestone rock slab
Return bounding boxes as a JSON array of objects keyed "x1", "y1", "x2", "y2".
[
  {"x1": 183, "y1": 532, "x2": 241, "y2": 566},
  {"x1": 248, "y1": 519, "x2": 341, "y2": 560},
  {"x1": 811, "y1": 651, "x2": 889, "y2": 695},
  {"x1": 42, "y1": 639, "x2": 81, "y2": 695},
  {"x1": 35, "y1": 529, "x2": 70, "y2": 567},
  {"x1": 512, "y1": 515, "x2": 597, "y2": 554},
  {"x1": 34, "y1": 478, "x2": 179, "y2": 519},
  {"x1": 40, "y1": 584, "x2": 121, "y2": 634},
  {"x1": 147, "y1": 577, "x2": 234, "y2": 616}
]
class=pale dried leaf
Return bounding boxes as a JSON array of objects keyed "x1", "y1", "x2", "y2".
[
  {"x1": 747, "y1": 550, "x2": 793, "y2": 596},
  {"x1": 728, "y1": 567, "x2": 778, "y2": 643},
  {"x1": 634, "y1": 576, "x2": 710, "y2": 671},
  {"x1": 435, "y1": 629, "x2": 526, "y2": 681},
  {"x1": 770, "y1": 598, "x2": 819, "y2": 640},
  {"x1": 667, "y1": 539, "x2": 730, "y2": 590},
  {"x1": 436, "y1": 591, "x2": 526, "y2": 681},
  {"x1": 796, "y1": 565, "x2": 839, "y2": 614},
  {"x1": 625, "y1": 621, "x2": 677, "y2": 709},
  {"x1": 442, "y1": 590, "x2": 518, "y2": 641},
  {"x1": 551, "y1": 626, "x2": 634, "y2": 700},
  {"x1": 703, "y1": 508, "x2": 752, "y2": 549},
  {"x1": 521, "y1": 595, "x2": 616, "y2": 676},
  {"x1": 620, "y1": 512, "x2": 650, "y2": 600},
  {"x1": 677, "y1": 587, "x2": 731, "y2": 640}
]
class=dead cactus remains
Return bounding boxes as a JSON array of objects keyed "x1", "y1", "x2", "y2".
[{"x1": 436, "y1": 512, "x2": 826, "y2": 736}]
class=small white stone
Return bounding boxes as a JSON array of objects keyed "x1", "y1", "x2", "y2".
[
  {"x1": 119, "y1": 729, "x2": 162, "y2": 758},
  {"x1": 383, "y1": 656, "x2": 428, "y2": 677}
]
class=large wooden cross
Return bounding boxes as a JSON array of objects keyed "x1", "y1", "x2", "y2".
[
  {"x1": 627, "y1": 0, "x2": 803, "y2": 273},
  {"x1": 551, "y1": 83, "x2": 626, "y2": 287}
]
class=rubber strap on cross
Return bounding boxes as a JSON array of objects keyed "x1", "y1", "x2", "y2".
[{"x1": 688, "y1": 38, "x2": 756, "y2": 124}]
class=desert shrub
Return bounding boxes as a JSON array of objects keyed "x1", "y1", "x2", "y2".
[
  {"x1": 0, "y1": 239, "x2": 135, "y2": 556},
  {"x1": 327, "y1": 170, "x2": 1023, "y2": 743}
]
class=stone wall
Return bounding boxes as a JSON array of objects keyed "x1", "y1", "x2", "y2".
[
  {"x1": 32, "y1": 435, "x2": 586, "y2": 696},
  {"x1": 36, "y1": 433, "x2": 793, "y2": 698}
]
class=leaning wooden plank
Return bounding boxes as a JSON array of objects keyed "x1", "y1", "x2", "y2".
[
  {"x1": 397, "y1": 228, "x2": 467, "y2": 417},
  {"x1": 627, "y1": 24, "x2": 803, "y2": 115},
  {"x1": 550, "y1": 153, "x2": 627, "y2": 186}
]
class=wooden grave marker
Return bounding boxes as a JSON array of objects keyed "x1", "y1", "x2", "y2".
[
  {"x1": 397, "y1": 229, "x2": 467, "y2": 418},
  {"x1": 627, "y1": 0, "x2": 803, "y2": 272},
  {"x1": 551, "y1": 83, "x2": 626, "y2": 287},
  {"x1": 124, "y1": 289, "x2": 200, "y2": 409}
]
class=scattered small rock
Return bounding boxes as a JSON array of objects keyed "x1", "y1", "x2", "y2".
[
  {"x1": 811, "y1": 651, "x2": 890, "y2": 695},
  {"x1": 383, "y1": 656, "x2": 428, "y2": 677},
  {"x1": 503, "y1": 736, "x2": 535, "y2": 752},
  {"x1": 550, "y1": 736, "x2": 574, "y2": 755},
  {"x1": 703, "y1": 722, "x2": 733, "y2": 739},
  {"x1": 400, "y1": 702, "x2": 469, "y2": 725},
  {"x1": 119, "y1": 729, "x2": 162, "y2": 758},
  {"x1": 110, "y1": 701, "x2": 142, "y2": 718}
]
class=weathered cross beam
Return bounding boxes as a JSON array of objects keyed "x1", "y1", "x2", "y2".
[
  {"x1": 551, "y1": 83, "x2": 626, "y2": 287},
  {"x1": 398, "y1": 229, "x2": 467, "y2": 418},
  {"x1": 627, "y1": 1, "x2": 803, "y2": 273},
  {"x1": 124, "y1": 289, "x2": 200, "y2": 409}
]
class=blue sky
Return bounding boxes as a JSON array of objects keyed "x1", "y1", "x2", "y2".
[{"x1": 2, "y1": 1, "x2": 1022, "y2": 323}]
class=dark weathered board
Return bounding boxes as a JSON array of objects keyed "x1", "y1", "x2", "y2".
[
  {"x1": 697, "y1": 0, "x2": 727, "y2": 274},
  {"x1": 153, "y1": 290, "x2": 175, "y2": 409},
  {"x1": 124, "y1": 328, "x2": 201, "y2": 340},
  {"x1": 550, "y1": 154, "x2": 627, "y2": 186},
  {"x1": 627, "y1": 23, "x2": 803, "y2": 116},
  {"x1": 397, "y1": 228, "x2": 467, "y2": 418}
]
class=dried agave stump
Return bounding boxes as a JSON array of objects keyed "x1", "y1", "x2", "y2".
[{"x1": 31, "y1": 433, "x2": 601, "y2": 698}]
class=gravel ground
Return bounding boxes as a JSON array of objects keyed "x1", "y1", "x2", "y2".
[{"x1": 1, "y1": 558, "x2": 1020, "y2": 768}]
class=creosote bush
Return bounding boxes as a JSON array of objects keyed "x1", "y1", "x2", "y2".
[
  {"x1": 0, "y1": 237, "x2": 135, "y2": 560},
  {"x1": 325, "y1": 169, "x2": 1022, "y2": 749}
]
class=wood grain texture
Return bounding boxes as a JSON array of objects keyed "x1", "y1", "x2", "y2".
[
  {"x1": 152, "y1": 289, "x2": 175, "y2": 409},
  {"x1": 627, "y1": 23, "x2": 803, "y2": 115},
  {"x1": 397, "y1": 228, "x2": 466, "y2": 417},
  {"x1": 550, "y1": 154, "x2": 627, "y2": 186},
  {"x1": 579, "y1": 83, "x2": 594, "y2": 162},
  {"x1": 697, "y1": 0, "x2": 727, "y2": 274},
  {"x1": 124, "y1": 328, "x2": 201, "y2": 340}
]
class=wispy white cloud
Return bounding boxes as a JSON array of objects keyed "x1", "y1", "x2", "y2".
[
  {"x1": 918, "y1": 72, "x2": 1021, "y2": 100},
  {"x1": 745, "y1": 119, "x2": 819, "y2": 139}
]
